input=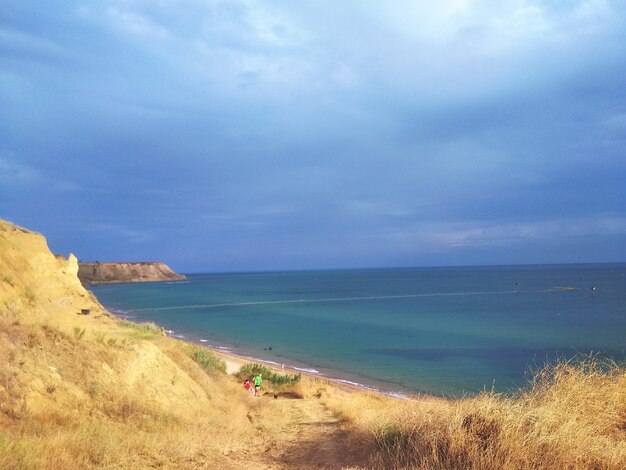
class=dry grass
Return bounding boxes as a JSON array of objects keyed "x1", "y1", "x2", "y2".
[
  {"x1": 0, "y1": 304, "x2": 259, "y2": 469},
  {"x1": 2, "y1": 220, "x2": 625, "y2": 468},
  {"x1": 2, "y1": 298, "x2": 624, "y2": 470},
  {"x1": 0, "y1": 412, "x2": 257, "y2": 470},
  {"x1": 2, "y1": 308, "x2": 624, "y2": 469},
  {"x1": 325, "y1": 357, "x2": 626, "y2": 469}
]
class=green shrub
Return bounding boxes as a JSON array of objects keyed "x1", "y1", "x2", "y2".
[
  {"x1": 24, "y1": 288, "x2": 36, "y2": 305},
  {"x1": 189, "y1": 346, "x2": 226, "y2": 374},
  {"x1": 94, "y1": 333, "x2": 106, "y2": 344},
  {"x1": 235, "y1": 363, "x2": 301, "y2": 389},
  {"x1": 88, "y1": 382, "x2": 101, "y2": 398},
  {"x1": 73, "y1": 327, "x2": 86, "y2": 340},
  {"x1": 118, "y1": 320, "x2": 162, "y2": 340}
]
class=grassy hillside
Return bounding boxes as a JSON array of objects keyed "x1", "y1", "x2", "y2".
[
  {"x1": 0, "y1": 220, "x2": 368, "y2": 469},
  {"x1": 321, "y1": 358, "x2": 626, "y2": 469},
  {"x1": 0, "y1": 221, "x2": 255, "y2": 468},
  {"x1": 1, "y1": 219, "x2": 625, "y2": 469}
]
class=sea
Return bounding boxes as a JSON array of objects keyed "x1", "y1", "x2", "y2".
[{"x1": 90, "y1": 264, "x2": 626, "y2": 397}]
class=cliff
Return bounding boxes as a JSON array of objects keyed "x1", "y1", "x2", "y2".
[
  {"x1": 2, "y1": 218, "x2": 623, "y2": 469},
  {"x1": 0, "y1": 220, "x2": 104, "y2": 322},
  {"x1": 1, "y1": 218, "x2": 365, "y2": 470},
  {"x1": 0, "y1": 219, "x2": 260, "y2": 467},
  {"x1": 0, "y1": 220, "x2": 208, "y2": 421},
  {"x1": 77, "y1": 261, "x2": 186, "y2": 284}
]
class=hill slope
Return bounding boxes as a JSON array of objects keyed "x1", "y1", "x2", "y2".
[
  {"x1": 2, "y1": 219, "x2": 624, "y2": 469},
  {"x1": 0, "y1": 219, "x2": 370, "y2": 469}
]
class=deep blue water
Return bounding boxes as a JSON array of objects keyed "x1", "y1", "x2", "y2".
[{"x1": 90, "y1": 264, "x2": 626, "y2": 396}]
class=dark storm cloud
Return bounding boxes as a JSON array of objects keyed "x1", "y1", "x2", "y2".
[{"x1": 1, "y1": 1, "x2": 625, "y2": 271}]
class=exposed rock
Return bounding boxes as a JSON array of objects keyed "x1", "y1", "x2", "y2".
[
  {"x1": 0, "y1": 220, "x2": 103, "y2": 318},
  {"x1": 78, "y1": 261, "x2": 186, "y2": 285},
  {"x1": 0, "y1": 218, "x2": 215, "y2": 426}
]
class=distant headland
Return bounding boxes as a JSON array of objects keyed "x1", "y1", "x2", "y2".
[{"x1": 77, "y1": 261, "x2": 186, "y2": 285}]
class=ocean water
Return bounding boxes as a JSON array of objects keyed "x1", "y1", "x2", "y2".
[{"x1": 90, "y1": 264, "x2": 626, "y2": 396}]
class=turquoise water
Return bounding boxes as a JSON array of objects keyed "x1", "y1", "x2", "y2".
[{"x1": 91, "y1": 264, "x2": 626, "y2": 396}]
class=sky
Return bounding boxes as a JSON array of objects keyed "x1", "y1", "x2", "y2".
[{"x1": 1, "y1": 0, "x2": 625, "y2": 273}]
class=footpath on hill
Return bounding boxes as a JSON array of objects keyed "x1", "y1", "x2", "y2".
[
  {"x1": 231, "y1": 393, "x2": 368, "y2": 470},
  {"x1": 215, "y1": 351, "x2": 370, "y2": 469},
  {"x1": 0, "y1": 218, "x2": 371, "y2": 469}
]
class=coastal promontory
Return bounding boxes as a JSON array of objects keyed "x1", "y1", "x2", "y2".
[{"x1": 77, "y1": 261, "x2": 186, "y2": 285}]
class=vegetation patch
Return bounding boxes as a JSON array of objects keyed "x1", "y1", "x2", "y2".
[
  {"x1": 336, "y1": 356, "x2": 626, "y2": 470},
  {"x1": 23, "y1": 288, "x2": 36, "y2": 305},
  {"x1": 188, "y1": 345, "x2": 227, "y2": 374},
  {"x1": 236, "y1": 363, "x2": 301, "y2": 390},
  {"x1": 94, "y1": 333, "x2": 106, "y2": 344},
  {"x1": 73, "y1": 326, "x2": 86, "y2": 341},
  {"x1": 118, "y1": 320, "x2": 162, "y2": 340},
  {"x1": 87, "y1": 382, "x2": 101, "y2": 399}
]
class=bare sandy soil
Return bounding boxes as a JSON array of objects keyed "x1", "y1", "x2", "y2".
[{"x1": 210, "y1": 387, "x2": 369, "y2": 470}]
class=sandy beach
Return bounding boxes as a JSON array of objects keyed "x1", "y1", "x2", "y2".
[{"x1": 182, "y1": 333, "x2": 392, "y2": 396}]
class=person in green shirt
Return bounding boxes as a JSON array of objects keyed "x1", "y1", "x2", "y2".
[{"x1": 254, "y1": 373, "x2": 262, "y2": 397}]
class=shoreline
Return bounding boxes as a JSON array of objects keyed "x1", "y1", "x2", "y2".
[
  {"x1": 113, "y1": 308, "x2": 415, "y2": 399},
  {"x1": 204, "y1": 341, "x2": 420, "y2": 400},
  {"x1": 190, "y1": 336, "x2": 411, "y2": 398},
  {"x1": 174, "y1": 328, "x2": 413, "y2": 399}
]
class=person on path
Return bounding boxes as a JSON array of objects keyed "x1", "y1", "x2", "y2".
[
  {"x1": 244, "y1": 378, "x2": 252, "y2": 394},
  {"x1": 254, "y1": 373, "x2": 263, "y2": 397}
]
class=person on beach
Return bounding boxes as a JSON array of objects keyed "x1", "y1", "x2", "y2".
[
  {"x1": 244, "y1": 378, "x2": 252, "y2": 393},
  {"x1": 254, "y1": 373, "x2": 262, "y2": 397}
]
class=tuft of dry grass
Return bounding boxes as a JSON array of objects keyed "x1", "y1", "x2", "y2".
[
  {"x1": 118, "y1": 320, "x2": 163, "y2": 340},
  {"x1": 327, "y1": 357, "x2": 626, "y2": 469},
  {"x1": 0, "y1": 315, "x2": 264, "y2": 469}
]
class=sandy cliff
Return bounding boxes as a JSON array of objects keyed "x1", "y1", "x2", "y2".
[
  {"x1": 3, "y1": 219, "x2": 622, "y2": 469},
  {"x1": 0, "y1": 220, "x2": 103, "y2": 322},
  {"x1": 0, "y1": 221, "x2": 208, "y2": 417},
  {"x1": 0, "y1": 218, "x2": 367, "y2": 469},
  {"x1": 77, "y1": 261, "x2": 186, "y2": 284},
  {"x1": 0, "y1": 219, "x2": 241, "y2": 466}
]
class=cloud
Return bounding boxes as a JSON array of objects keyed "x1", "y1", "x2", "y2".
[
  {"x1": 106, "y1": 7, "x2": 171, "y2": 39},
  {"x1": 0, "y1": 27, "x2": 68, "y2": 63},
  {"x1": 0, "y1": 155, "x2": 83, "y2": 194},
  {"x1": 385, "y1": 216, "x2": 626, "y2": 252},
  {"x1": 0, "y1": 157, "x2": 40, "y2": 184},
  {"x1": 1, "y1": 0, "x2": 625, "y2": 270},
  {"x1": 82, "y1": 224, "x2": 155, "y2": 245}
]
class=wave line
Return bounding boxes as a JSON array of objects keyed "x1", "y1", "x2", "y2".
[{"x1": 129, "y1": 289, "x2": 559, "y2": 312}]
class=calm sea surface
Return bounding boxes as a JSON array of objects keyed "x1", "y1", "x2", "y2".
[{"x1": 91, "y1": 264, "x2": 626, "y2": 396}]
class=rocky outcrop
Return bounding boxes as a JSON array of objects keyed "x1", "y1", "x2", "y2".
[
  {"x1": 0, "y1": 220, "x2": 103, "y2": 318},
  {"x1": 0, "y1": 217, "x2": 223, "y2": 435},
  {"x1": 78, "y1": 262, "x2": 186, "y2": 285}
]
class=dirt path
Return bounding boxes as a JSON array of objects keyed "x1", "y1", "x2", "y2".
[{"x1": 243, "y1": 395, "x2": 369, "y2": 469}]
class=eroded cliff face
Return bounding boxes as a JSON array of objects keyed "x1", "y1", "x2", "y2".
[
  {"x1": 0, "y1": 220, "x2": 103, "y2": 320},
  {"x1": 78, "y1": 262, "x2": 186, "y2": 285},
  {"x1": 0, "y1": 218, "x2": 225, "y2": 433}
]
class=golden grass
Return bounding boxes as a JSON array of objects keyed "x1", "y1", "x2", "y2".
[
  {"x1": 324, "y1": 357, "x2": 626, "y2": 469},
  {"x1": 2, "y1": 289, "x2": 625, "y2": 470},
  {"x1": 2, "y1": 218, "x2": 624, "y2": 468},
  {"x1": 0, "y1": 304, "x2": 262, "y2": 469},
  {"x1": 0, "y1": 412, "x2": 257, "y2": 469},
  {"x1": 3, "y1": 304, "x2": 625, "y2": 470}
]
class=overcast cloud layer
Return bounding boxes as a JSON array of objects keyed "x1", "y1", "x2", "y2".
[{"x1": 1, "y1": 1, "x2": 625, "y2": 272}]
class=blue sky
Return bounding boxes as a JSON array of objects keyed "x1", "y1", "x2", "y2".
[{"x1": 1, "y1": 1, "x2": 625, "y2": 272}]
